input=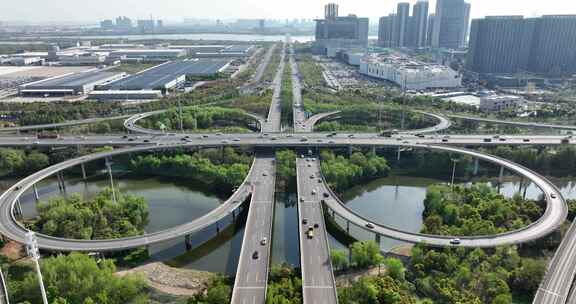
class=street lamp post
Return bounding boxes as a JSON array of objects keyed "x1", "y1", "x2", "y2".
[{"x1": 25, "y1": 232, "x2": 48, "y2": 304}]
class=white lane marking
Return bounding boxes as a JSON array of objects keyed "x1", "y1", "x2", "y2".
[
  {"x1": 303, "y1": 286, "x2": 335, "y2": 289},
  {"x1": 537, "y1": 288, "x2": 560, "y2": 297}
]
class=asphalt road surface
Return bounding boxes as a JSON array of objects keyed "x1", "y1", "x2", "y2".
[{"x1": 296, "y1": 157, "x2": 338, "y2": 304}]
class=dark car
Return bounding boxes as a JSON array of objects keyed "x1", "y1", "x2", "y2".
[
  {"x1": 323, "y1": 193, "x2": 330, "y2": 198},
  {"x1": 252, "y1": 251, "x2": 259, "y2": 259}
]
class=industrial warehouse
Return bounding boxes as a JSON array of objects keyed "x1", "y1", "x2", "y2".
[
  {"x1": 91, "y1": 59, "x2": 231, "y2": 100},
  {"x1": 18, "y1": 70, "x2": 125, "y2": 97}
]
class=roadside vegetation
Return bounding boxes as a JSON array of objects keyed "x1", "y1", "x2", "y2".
[
  {"x1": 129, "y1": 148, "x2": 252, "y2": 194},
  {"x1": 275, "y1": 149, "x2": 297, "y2": 188},
  {"x1": 320, "y1": 150, "x2": 390, "y2": 192},
  {"x1": 409, "y1": 184, "x2": 548, "y2": 303},
  {"x1": 137, "y1": 106, "x2": 256, "y2": 133},
  {"x1": 295, "y1": 54, "x2": 325, "y2": 88},
  {"x1": 266, "y1": 264, "x2": 302, "y2": 304},
  {"x1": 5, "y1": 253, "x2": 147, "y2": 304},
  {"x1": 0, "y1": 148, "x2": 50, "y2": 177},
  {"x1": 280, "y1": 61, "x2": 293, "y2": 127},
  {"x1": 32, "y1": 188, "x2": 149, "y2": 240}
]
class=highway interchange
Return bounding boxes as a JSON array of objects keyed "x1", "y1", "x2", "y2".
[{"x1": 3, "y1": 40, "x2": 576, "y2": 303}]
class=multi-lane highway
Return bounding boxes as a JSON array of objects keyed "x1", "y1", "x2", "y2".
[
  {"x1": 296, "y1": 157, "x2": 338, "y2": 304},
  {"x1": 230, "y1": 154, "x2": 277, "y2": 304},
  {"x1": 230, "y1": 41, "x2": 285, "y2": 304},
  {"x1": 0, "y1": 267, "x2": 7, "y2": 304}
]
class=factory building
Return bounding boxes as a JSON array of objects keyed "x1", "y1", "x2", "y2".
[
  {"x1": 168, "y1": 45, "x2": 254, "y2": 57},
  {"x1": 479, "y1": 95, "x2": 524, "y2": 112},
  {"x1": 108, "y1": 49, "x2": 185, "y2": 62},
  {"x1": 313, "y1": 3, "x2": 369, "y2": 56},
  {"x1": 359, "y1": 54, "x2": 461, "y2": 90},
  {"x1": 19, "y1": 70, "x2": 125, "y2": 97},
  {"x1": 94, "y1": 59, "x2": 230, "y2": 99}
]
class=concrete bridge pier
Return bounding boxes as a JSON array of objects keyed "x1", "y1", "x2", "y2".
[
  {"x1": 348, "y1": 145, "x2": 353, "y2": 156},
  {"x1": 105, "y1": 157, "x2": 117, "y2": 204},
  {"x1": 185, "y1": 234, "x2": 193, "y2": 251},
  {"x1": 498, "y1": 166, "x2": 504, "y2": 193},
  {"x1": 14, "y1": 199, "x2": 23, "y2": 218},
  {"x1": 216, "y1": 221, "x2": 220, "y2": 234},
  {"x1": 397, "y1": 146, "x2": 402, "y2": 161},
  {"x1": 346, "y1": 220, "x2": 350, "y2": 233},
  {"x1": 473, "y1": 158, "x2": 479, "y2": 176},
  {"x1": 80, "y1": 163, "x2": 87, "y2": 181},
  {"x1": 57, "y1": 172, "x2": 66, "y2": 193},
  {"x1": 33, "y1": 184, "x2": 39, "y2": 202},
  {"x1": 371, "y1": 146, "x2": 376, "y2": 155},
  {"x1": 375, "y1": 234, "x2": 381, "y2": 245}
]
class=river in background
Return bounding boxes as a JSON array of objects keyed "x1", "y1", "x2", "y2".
[{"x1": 3, "y1": 172, "x2": 576, "y2": 274}]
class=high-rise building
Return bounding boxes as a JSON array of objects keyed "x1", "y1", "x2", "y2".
[
  {"x1": 529, "y1": 15, "x2": 576, "y2": 75},
  {"x1": 314, "y1": 4, "x2": 369, "y2": 55},
  {"x1": 467, "y1": 15, "x2": 576, "y2": 76},
  {"x1": 378, "y1": 14, "x2": 397, "y2": 47},
  {"x1": 431, "y1": 0, "x2": 471, "y2": 49},
  {"x1": 394, "y1": 3, "x2": 410, "y2": 47},
  {"x1": 325, "y1": 3, "x2": 339, "y2": 20},
  {"x1": 427, "y1": 14, "x2": 435, "y2": 46},
  {"x1": 100, "y1": 19, "x2": 114, "y2": 29},
  {"x1": 137, "y1": 19, "x2": 156, "y2": 32},
  {"x1": 115, "y1": 16, "x2": 132, "y2": 29},
  {"x1": 411, "y1": 0, "x2": 429, "y2": 47},
  {"x1": 466, "y1": 16, "x2": 534, "y2": 74}
]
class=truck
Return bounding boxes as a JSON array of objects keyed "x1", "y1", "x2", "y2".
[
  {"x1": 37, "y1": 132, "x2": 60, "y2": 139},
  {"x1": 379, "y1": 129, "x2": 399, "y2": 138}
]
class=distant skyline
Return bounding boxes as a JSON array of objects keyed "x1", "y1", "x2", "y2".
[{"x1": 2, "y1": 0, "x2": 576, "y2": 25}]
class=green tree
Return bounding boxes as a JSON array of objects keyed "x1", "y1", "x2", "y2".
[
  {"x1": 384, "y1": 258, "x2": 405, "y2": 281},
  {"x1": 351, "y1": 241, "x2": 384, "y2": 269},
  {"x1": 330, "y1": 249, "x2": 349, "y2": 271}
]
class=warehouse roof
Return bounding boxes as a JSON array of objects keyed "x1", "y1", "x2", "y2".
[{"x1": 21, "y1": 70, "x2": 122, "y2": 88}]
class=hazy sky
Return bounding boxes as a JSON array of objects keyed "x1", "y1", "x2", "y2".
[{"x1": 2, "y1": 0, "x2": 576, "y2": 24}]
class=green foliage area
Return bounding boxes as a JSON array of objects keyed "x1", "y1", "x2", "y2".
[
  {"x1": 275, "y1": 149, "x2": 296, "y2": 185},
  {"x1": 0, "y1": 43, "x2": 49, "y2": 54},
  {"x1": 138, "y1": 106, "x2": 254, "y2": 132},
  {"x1": 187, "y1": 276, "x2": 232, "y2": 304},
  {"x1": 266, "y1": 264, "x2": 302, "y2": 304},
  {"x1": 261, "y1": 46, "x2": 283, "y2": 84},
  {"x1": 296, "y1": 54, "x2": 325, "y2": 88},
  {"x1": 8, "y1": 253, "x2": 147, "y2": 304},
  {"x1": 411, "y1": 184, "x2": 547, "y2": 302},
  {"x1": 338, "y1": 275, "x2": 416, "y2": 304},
  {"x1": 129, "y1": 148, "x2": 251, "y2": 193},
  {"x1": 480, "y1": 145, "x2": 576, "y2": 177},
  {"x1": 422, "y1": 184, "x2": 543, "y2": 236},
  {"x1": 330, "y1": 249, "x2": 349, "y2": 271},
  {"x1": 351, "y1": 240, "x2": 385, "y2": 269},
  {"x1": 321, "y1": 150, "x2": 390, "y2": 192},
  {"x1": 0, "y1": 148, "x2": 49, "y2": 177},
  {"x1": 228, "y1": 90, "x2": 273, "y2": 117},
  {"x1": 306, "y1": 100, "x2": 435, "y2": 132},
  {"x1": 33, "y1": 188, "x2": 149, "y2": 240},
  {"x1": 281, "y1": 61, "x2": 293, "y2": 127}
]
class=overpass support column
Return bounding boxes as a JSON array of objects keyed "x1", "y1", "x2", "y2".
[
  {"x1": 57, "y1": 172, "x2": 66, "y2": 193},
  {"x1": 15, "y1": 199, "x2": 23, "y2": 218},
  {"x1": 346, "y1": 221, "x2": 350, "y2": 233},
  {"x1": 348, "y1": 145, "x2": 353, "y2": 157},
  {"x1": 216, "y1": 221, "x2": 220, "y2": 234},
  {"x1": 80, "y1": 163, "x2": 87, "y2": 181},
  {"x1": 372, "y1": 146, "x2": 376, "y2": 155},
  {"x1": 185, "y1": 235, "x2": 193, "y2": 251},
  {"x1": 397, "y1": 147, "x2": 402, "y2": 161},
  {"x1": 33, "y1": 184, "x2": 39, "y2": 202},
  {"x1": 473, "y1": 159, "x2": 479, "y2": 176},
  {"x1": 105, "y1": 157, "x2": 117, "y2": 204},
  {"x1": 375, "y1": 234, "x2": 381, "y2": 245},
  {"x1": 498, "y1": 166, "x2": 504, "y2": 192}
]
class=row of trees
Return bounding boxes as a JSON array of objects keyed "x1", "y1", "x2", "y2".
[
  {"x1": 321, "y1": 150, "x2": 390, "y2": 192},
  {"x1": 275, "y1": 149, "x2": 296, "y2": 187},
  {"x1": 0, "y1": 148, "x2": 49, "y2": 177},
  {"x1": 280, "y1": 61, "x2": 293, "y2": 127},
  {"x1": 34, "y1": 188, "x2": 149, "y2": 240},
  {"x1": 411, "y1": 184, "x2": 548, "y2": 302},
  {"x1": 295, "y1": 54, "x2": 325, "y2": 88},
  {"x1": 266, "y1": 264, "x2": 302, "y2": 304},
  {"x1": 129, "y1": 149, "x2": 251, "y2": 193}
]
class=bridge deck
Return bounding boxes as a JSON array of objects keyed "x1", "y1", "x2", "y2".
[{"x1": 296, "y1": 157, "x2": 338, "y2": 304}]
